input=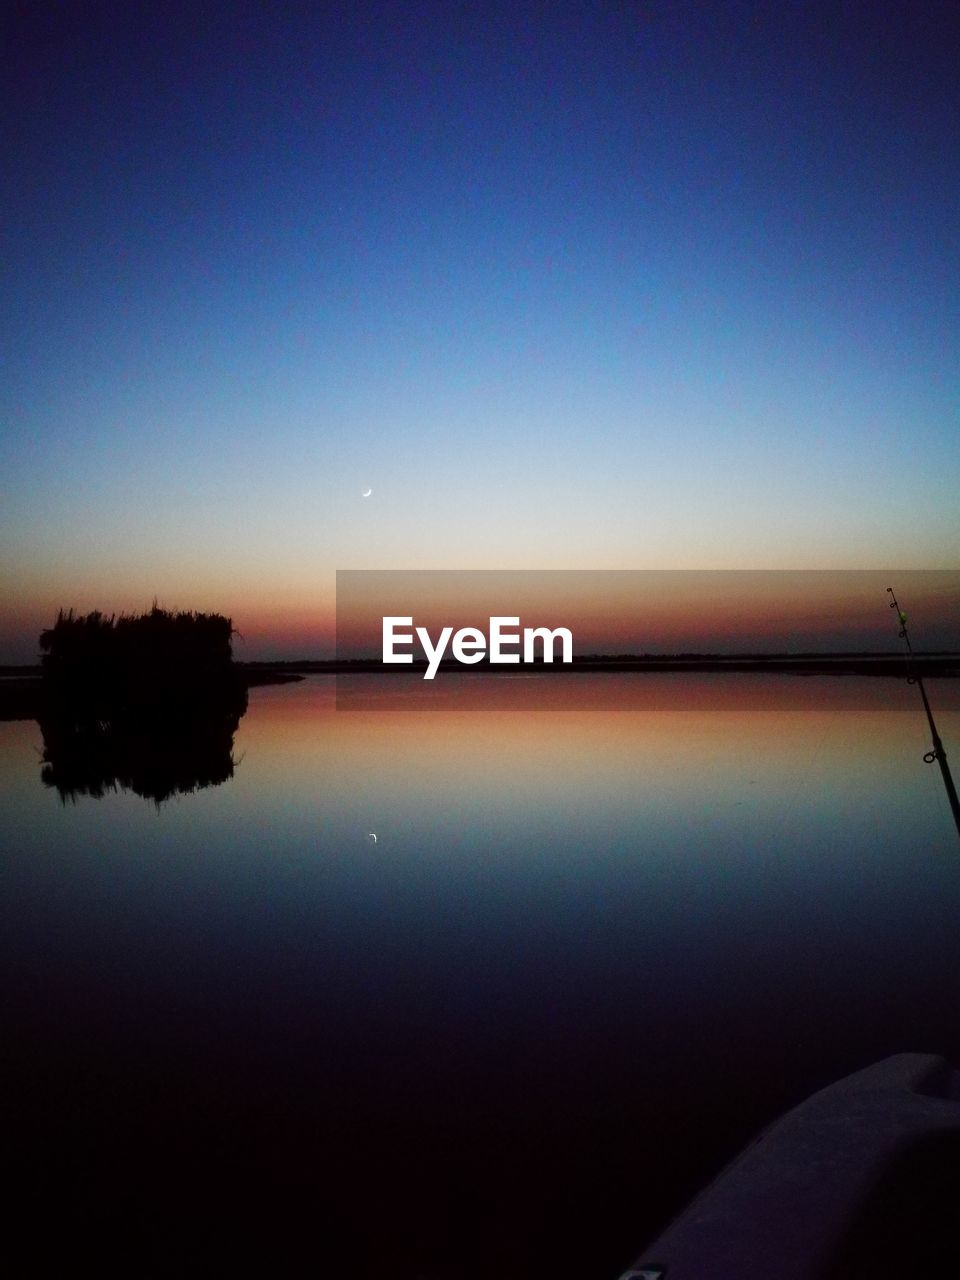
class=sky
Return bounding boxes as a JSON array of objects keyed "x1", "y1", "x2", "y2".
[{"x1": 3, "y1": 1, "x2": 958, "y2": 660}]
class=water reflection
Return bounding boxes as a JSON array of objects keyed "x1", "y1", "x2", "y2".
[
  {"x1": 38, "y1": 696, "x2": 246, "y2": 805},
  {"x1": 4, "y1": 673, "x2": 960, "y2": 1278}
]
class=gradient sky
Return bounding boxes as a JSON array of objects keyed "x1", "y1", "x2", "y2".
[{"x1": 3, "y1": 1, "x2": 958, "y2": 660}]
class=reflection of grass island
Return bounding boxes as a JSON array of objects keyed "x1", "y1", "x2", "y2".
[{"x1": 39, "y1": 709, "x2": 244, "y2": 806}]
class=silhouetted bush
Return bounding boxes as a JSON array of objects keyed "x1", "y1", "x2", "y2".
[{"x1": 39, "y1": 605, "x2": 242, "y2": 716}]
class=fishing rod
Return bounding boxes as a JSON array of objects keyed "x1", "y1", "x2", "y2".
[{"x1": 887, "y1": 586, "x2": 960, "y2": 842}]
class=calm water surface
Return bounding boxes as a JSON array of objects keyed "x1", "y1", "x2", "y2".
[{"x1": 4, "y1": 674, "x2": 960, "y2": 1277}]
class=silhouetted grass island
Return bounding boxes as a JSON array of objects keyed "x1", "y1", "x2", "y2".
[
  {"x1": 0, "y1": 606, "x2": 299, "y2": 721},
  {"x1": 39, "y1": 606, "x2": 244, "y2": 717}
]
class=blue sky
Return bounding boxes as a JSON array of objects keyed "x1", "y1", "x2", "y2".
[{"x1": 3, "y1": 1, "x2": 958, "y2": 659}]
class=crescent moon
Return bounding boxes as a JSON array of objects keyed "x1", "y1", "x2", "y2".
[{"x1": 362, "y1": 488, "x2": 373, "y2": 498}]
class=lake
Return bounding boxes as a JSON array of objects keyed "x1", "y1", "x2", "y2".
[{"x1": 4, "y1": 672, "x2": 960, "y2": 1277}]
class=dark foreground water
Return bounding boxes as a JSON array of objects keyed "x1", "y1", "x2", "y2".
[{"x1": 3, "y1": 673, "x2": 960, "y2": 1277}]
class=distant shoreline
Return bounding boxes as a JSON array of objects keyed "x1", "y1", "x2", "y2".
[
  {"x1": 2, "y1": 653, "x2": 958, "y2": 722},
  {"x1": 241, "y1": 653, "x2": 960, "y2": 677}
]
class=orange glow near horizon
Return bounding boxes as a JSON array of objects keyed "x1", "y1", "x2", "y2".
[
  {"x1": 335, "y1": 571, "x2": 960, "y2": 660},
  {"x1": 4, "y1": 570, "x2": 957, "y2": 665}
]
